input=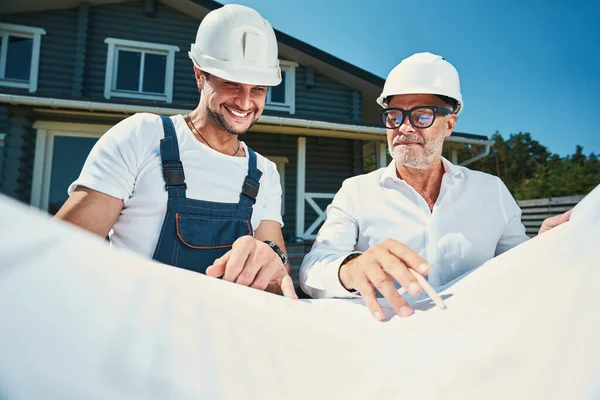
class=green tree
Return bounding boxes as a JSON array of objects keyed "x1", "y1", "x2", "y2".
[
  {"x1": 469, "y1": 133, "x2": 599, "y2": 200},
  {"x1": 469, "y1": 132, "x2": 550, "y2": 194}
]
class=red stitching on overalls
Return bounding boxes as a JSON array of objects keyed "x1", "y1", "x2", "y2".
[{"x1": 171, "y1": 234, "x2": 179, "y2": 265}]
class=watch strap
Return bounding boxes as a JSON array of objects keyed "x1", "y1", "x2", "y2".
[{"x1": 263, "y1": 240, "x2": 288, "y2": 266}]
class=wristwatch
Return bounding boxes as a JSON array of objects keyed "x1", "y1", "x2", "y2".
[
  {"x1": 263, "y1": 240, "x2": 288, "y2": 266},
  {"x1": 340, "y1": 252, "x2": 362, "y2": 295}
]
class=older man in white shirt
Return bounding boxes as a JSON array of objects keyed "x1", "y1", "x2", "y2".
[{"x1": 300, "y1": 52, "x2": 571, "y2": 321}]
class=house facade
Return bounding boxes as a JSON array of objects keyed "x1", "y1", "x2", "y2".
[{"x1": 0, "y1": 0, "x2": 492, "y2": 262}]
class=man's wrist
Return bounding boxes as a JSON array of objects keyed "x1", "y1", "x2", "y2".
[{"x1": 339, "y1": 253, "x2": 361, "y2": 293}]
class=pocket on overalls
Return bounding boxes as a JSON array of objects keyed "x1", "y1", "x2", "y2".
[{"x1": 175, "y1": 213, "x2": 252, "y2": 249}]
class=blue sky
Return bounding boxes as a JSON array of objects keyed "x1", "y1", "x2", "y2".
[{"x1": 221, "y1": 0, "x2": 600, "y2": 157}]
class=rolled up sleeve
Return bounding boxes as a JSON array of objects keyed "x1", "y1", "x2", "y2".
[{"x1": 300, "y1": 181, "x2": 362, "y2": 299}]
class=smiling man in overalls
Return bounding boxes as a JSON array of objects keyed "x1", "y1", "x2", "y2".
[{"x1": 54, "y1": 4, "x2": 297, "y2": 298}]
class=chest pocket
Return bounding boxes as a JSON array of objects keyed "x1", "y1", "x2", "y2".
[{"x1": 176, "y1": 213, "x2": 252, "y2": 249}]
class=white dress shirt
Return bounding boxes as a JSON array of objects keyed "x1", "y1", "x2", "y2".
[{"x1": 300, "y1": 157, "x2": 530, "y2": 299}]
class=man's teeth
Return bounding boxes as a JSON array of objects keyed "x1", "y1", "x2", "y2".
[{"x1": 228, "y1": 108, "x2": 249, "y2": 117}]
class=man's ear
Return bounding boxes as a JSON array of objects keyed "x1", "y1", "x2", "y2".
[
  {"x1": 444, "y1": 114, "x2": 458, "y2": 138},
  {"x1": 194, "y1": 66, "x2": 205, "y2": 91}
]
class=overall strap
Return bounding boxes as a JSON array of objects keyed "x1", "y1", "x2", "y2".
[
  {"x1": 159, "y1": 115, "x2": 187, "y2": 199},
  {"x1": 239, "y1": 146, "x2": 262, "y2": 206}
]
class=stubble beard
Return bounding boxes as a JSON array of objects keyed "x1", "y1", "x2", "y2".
[
  {"x1": 206, "y1": 105, "x2": 258, "y2": 136},
  {"x1": 388, "y1": 134, "x2": 445, "y2": 170}
]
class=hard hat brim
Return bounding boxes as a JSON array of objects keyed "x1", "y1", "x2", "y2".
[
  {"x1": 189, "y1": 48, "x2": 282, "y2": 87},
  {"x1": 376, "y1": 87, "x2": 463, "y2": 114}
]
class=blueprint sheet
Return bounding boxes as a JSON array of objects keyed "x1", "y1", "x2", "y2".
[{"x1": 0, "y1": 185, "x2": 599, "y2": 399}]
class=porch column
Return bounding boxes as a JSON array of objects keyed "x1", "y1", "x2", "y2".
[
  {"x1": 295, "y1": 137, "x2": 306, "y2": 239},
  {"x1": 378, "y1": 142, "x2": 388, "y2": 168}
]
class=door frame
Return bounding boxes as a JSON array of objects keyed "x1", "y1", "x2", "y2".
[{"x1": 31, "y1": 121, "x2": 110, "y2": 210}]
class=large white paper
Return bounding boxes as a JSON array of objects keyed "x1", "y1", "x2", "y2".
[{"x1": 1, "y1": 185, "x2": 599, "y2": 399}]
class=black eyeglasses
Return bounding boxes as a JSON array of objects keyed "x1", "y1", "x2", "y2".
[{"x1": 379, "y1": 106, "x2": 453, "y2": 129}]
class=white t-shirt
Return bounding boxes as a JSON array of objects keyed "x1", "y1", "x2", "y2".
[{"x1": 68, "y1": 113, "x2": 283, "y2": 258}]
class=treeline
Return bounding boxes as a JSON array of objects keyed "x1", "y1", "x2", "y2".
[{"x1": 465, "y1": 132, "x2": 600, "y2": 200}]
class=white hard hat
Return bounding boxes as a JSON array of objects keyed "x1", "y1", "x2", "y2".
[
  {"x1": 188, "y1": 4, "x2": 281, "y2": 86},
  {"x1": 376, "y1": 52, "x2": 464, "y2": 114}
]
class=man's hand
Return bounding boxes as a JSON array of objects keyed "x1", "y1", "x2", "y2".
[
  {"x1": 538, "y1": 209, "x2": 573, "y2": 235},
  {"x1": 205, "y1": 236, "x2": 298, "y2": 299},
  {"x1": 339, "y1": 239, "x2": 430, "y2": 321}
]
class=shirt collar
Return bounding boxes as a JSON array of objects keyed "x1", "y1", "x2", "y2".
[
  {"x1": 379, "y1": 156, "x2": 465, "y2": 185},
  {"x1": 441, "y1": 156, "x2": 465, "y2": 179}
]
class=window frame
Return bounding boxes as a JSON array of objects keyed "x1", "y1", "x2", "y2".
[
  {"x1": 31, "y1": 122, "x2": 109, "y2": 211},
  {"x1": 265, "y1": 60, "x2": 298, "y2": 115},
  {"x1": 0, "y1": 23, "x2": 46, "y2": 92},
  {"x1": 104, "y1": 38, "x2": 180, "y2": 103}
]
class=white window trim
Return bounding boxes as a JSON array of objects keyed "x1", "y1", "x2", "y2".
[
  {"x1": 31, "y1": 121, "x2": 110, "y2": 211},
  {"x1": 0, "y1": 23, "x2": 46, "y2": 93},
  {"x1": 104, "y1": 38, "x2": 179, "y2": 103},
  {"x1": 266, "y1": 60, "x2": 297, "y2": 115},
  {"x1": 266, "y1": 156, "x2": 289, "y2": 216}
]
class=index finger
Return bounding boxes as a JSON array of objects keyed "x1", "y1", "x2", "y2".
[
  {"x1": 384, "y1": 239, "x2": 430, "y2": 275},
  {"x1": 276, "y1": 269, "x2": 298, "y2": 299}
]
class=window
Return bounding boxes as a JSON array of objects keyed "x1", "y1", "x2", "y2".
[
  {"x1": 266, "y1": 60, "x2": 297, "y2": 114},
  {"x1": 0, "y1": 23, "x2": 46, "y2": 92},
  {"x1": 31, "y1": 122, "x2": 107, "y2": 214},
  {"x1": 104, "y1": 38, "x2": 179, "y2": 103}
]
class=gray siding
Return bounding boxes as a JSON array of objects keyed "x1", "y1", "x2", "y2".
[
  {"x1": 304, "y1": 136, "x2": 359, "y2": 232},
  {"x1": 0, "y1": 107, "x2": 35, "y2": 202},
  {"x1": 72, "y1": 3, "x2": 90, "y2": 98},
  {"x1": 0, "y1": 105, "x2": 8, "y2": 135},
  {"x1": 242, "y1": 133, "x2": 298, "y2": 240},
  {"x1": 294, "y1": 67, "x2": 362, "y2": 122},
  {"x1": 84, "y1": 1, "x2": 361, "y2": 120},
  {"x1": 1, "y1": 9, "x2": 79, "y2": 98},
  {"x1": 3, "y1": 1, "x2": 364, "y2": 122},
  {"x1": 243, "y1": 133, "x2": 360, "y2": 240},
  {"x1": 85, "y1": 1, "x2": 199, "y2": 105}
]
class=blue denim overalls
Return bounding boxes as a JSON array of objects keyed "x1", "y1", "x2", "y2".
[{"x1": 152, "y1": 116, "x2": 262, "y2": 274}]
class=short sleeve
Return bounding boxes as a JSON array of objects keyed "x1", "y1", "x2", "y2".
[
  {"x1": 68, "y1": 113, "x2": 157, "y2": 202},
  {"x1": 259, "y1": 159, "x2": 284, "y2": 228}
]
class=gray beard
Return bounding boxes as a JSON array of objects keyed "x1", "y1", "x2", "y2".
[
  {"x1": 388, "y1": 139, "x2": 444, "y2": 170},
  {"x1": 391, "y1": 153, "x2": 435, "y2": 169}
]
